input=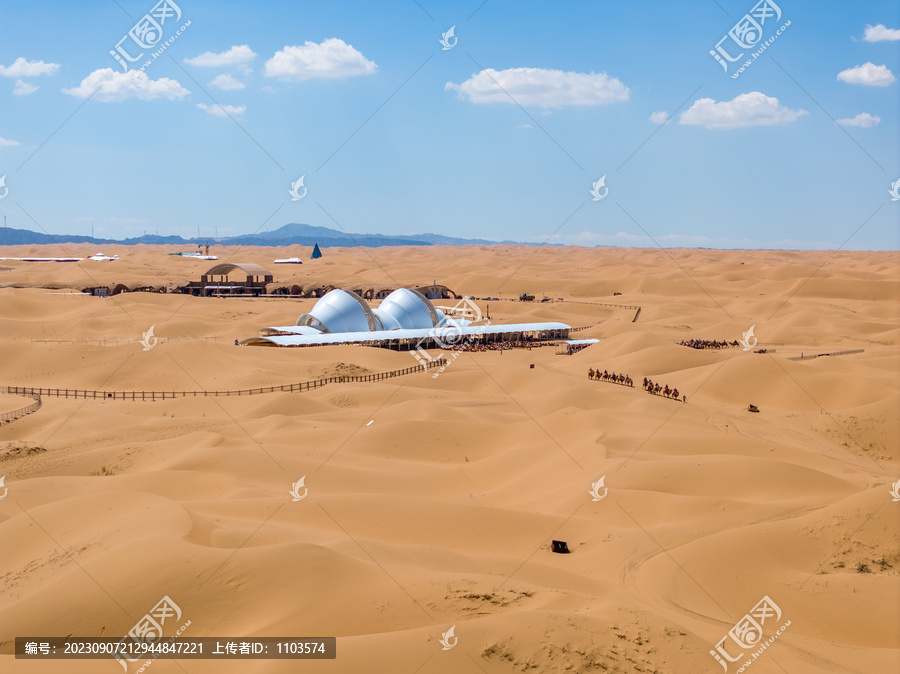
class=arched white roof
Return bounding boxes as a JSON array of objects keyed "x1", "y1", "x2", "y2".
[
  {"x1": 372, "y1": 308, "x2": 403, "y2": 331},
  {"x1": 203, "y1": 262, "x2": 271, "y2": 277},
  {"x1": 296, "y1": 289, "x2": 377, "y2": 333},
  {"x1": 377, "y1": 288, "x2": 440, "y2": 330}
]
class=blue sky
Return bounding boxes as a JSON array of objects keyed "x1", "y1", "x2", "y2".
[{"x1": 0, "y1": 0, "x2": 898, "y2": 249}]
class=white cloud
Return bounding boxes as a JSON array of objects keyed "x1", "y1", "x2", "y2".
[
  {"x1": 62, "y1": 68, "x2": 190, "y2": 102},
  {"x1": 184, "y1": 45, "x2": 256, "y2": 67},
  {"x1": 837, "y1": 62, "x2": 896, "y2": 86},
  {"x1": 863, "y1": 24, "x2": 900, "y2": 42},
  {"x1": 678, "y1": 92, "x2": 807, "y2": 129},
  {"x1": 0, "y1": 57, "x2": 59, "y2": 78},
  {"x1": 13, "y1": 79, "x2": 38, "y2": 95},
  {"x1": 649, "y1": 110, "x2": 669, "y2": 124},
  {"x1": 518, "y1": 123, "x2": 532, "y2": 129},
  {"x1": 0, "y1": 136, "x2": 20, "y2": 146},
  {"x1": 197, "y1": 103, "x2": 246, "y2": 117},
  {"x1": 265, "y1": 38, "x2": 377, "y2": 81},
  {"x1": 836, "y1": 112, "x2": 881, "y2": 127},
  {"x1": 445, "y1": 67, "x2": 629, "y2": 108},
  {"x1": 209, "y1": 73, "x2": 245, "y2": 90}
]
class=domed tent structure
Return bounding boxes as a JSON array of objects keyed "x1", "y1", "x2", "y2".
[
  {"x1": 373, "y1": 288, "x2": 444, "y2": 330},
  {"x1": 296, "y1": 289, "x2": 377, "y2": 333},
  {"x1": 291, "y1": 287, "x2": 444, "y2": 335},
  {"x1": 243, "y1": 286, "x2": 572, "y2": 348}
]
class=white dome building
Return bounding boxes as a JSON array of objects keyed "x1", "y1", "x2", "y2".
[
  {"x1": 246, "y1": 286, "x2": 571, "y2": 347},
  {"x1": 374, "y1": 288, "x2": 445, "y2": 330},
  {"x1": 294, "y1": 287, "x2": 447, "y2": 334},
  {"x1": 296, "y1": 289, "x2": 377, "y2": 333}
]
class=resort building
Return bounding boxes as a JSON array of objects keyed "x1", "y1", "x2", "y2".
[
  {"x1": 241, "y1": 288, "x2": 570, "y2": 348},
  {"x1": 178, "y1": 263, "x2": 274, "y2": 297}
]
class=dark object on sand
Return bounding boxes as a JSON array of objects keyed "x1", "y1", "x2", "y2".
[
  {"x1": 530, "y1": 364, "x2": 535, "y2": 369},
  {"x1": 748, "y1": 404, "x2": 760, "y2": 413},
  {"x1": 551, "y1": 540, "x2": 570, "y2": 554}
]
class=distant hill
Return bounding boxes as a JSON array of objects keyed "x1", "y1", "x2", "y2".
[{"x1": 0, "y1": 223, "x2": 534, "y2": 248}]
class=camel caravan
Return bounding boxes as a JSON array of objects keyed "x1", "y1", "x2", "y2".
[
  {"x1": 677, "y1": 338, "x2": 740, "y2": 350},
  {"x1": 588, "y1": 369, "x2": 633, "y2": 387},
  {"x1": 587, "y1": 369, "x2": 685, "y2": 402},
  {"x1": 642, "y1": 378, "x2": 684, "y2": 402}
]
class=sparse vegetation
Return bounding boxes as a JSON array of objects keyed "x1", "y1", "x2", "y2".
[
  {"x1": 482, "y1": 639, "x2": 515, "y2": 662},
  {"x1": 581, "y1": 648, "x2": 607, "y2": 670},
  {"x1": 2, "y1": 442, "x2": 47, "y2": 459},
  {"x1": 90, "y1": 466, "x2": 115, "y2": 476}
]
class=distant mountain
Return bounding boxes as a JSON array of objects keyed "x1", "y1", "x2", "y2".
[
  {"x1": 412, "y1": 232, "x2": 525, "y2": 245},
  {"x1": 233, "y1": 223, "x2": 351, "y2": 241},
  {"x1": 224, "y1": 223, "x2": 433, "y2": 247},
  {"x1": 120, "y1": 234, "x2": 191, "y2": 244},
  {"x1": 0, "y1": 228, "x2": 105, "y2": 245},
  {"x1": 0, "y1": 223, "x2": 538, "y2": 248}
]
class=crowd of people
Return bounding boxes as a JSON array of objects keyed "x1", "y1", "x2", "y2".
[
  {"x1": 677, "y1": 339, "x2": 740, "y2": 350},
  {"x1": 643, "y1": 377, "x2": 684, "y2": 401},
  {"x1": 588, "y1": 368, "x2": 633, "y2": 387},
  {"x1": 446, "y1": 339, "x2": 545, "y2": 352}
]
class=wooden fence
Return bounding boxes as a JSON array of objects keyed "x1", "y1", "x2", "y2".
[
  {"x1": 497, "y1": 297, "x2": 641, "y2": 324},
  {"x1": 787, "y1": 349, "x2": 864, "y2": 361},
  {"x1": 543, "y1": 299, "x2": 641, "y2": 312},
  {"x1": 0, "y1": 392, "x2": 42, "y2": 423},
  {"x1": 31, "y1": 336, "x2": 221, "y2": 346},
  {"x1": 1, "y1": 359, "x2": 447, "y2": 402}
]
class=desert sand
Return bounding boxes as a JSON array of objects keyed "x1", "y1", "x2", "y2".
[{"x1": 0, "y1": 243, "x2": 898, "y2": 673}]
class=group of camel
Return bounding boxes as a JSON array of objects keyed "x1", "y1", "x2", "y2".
[
  {"x1": 588, "y1": 369, "x2": 633, "y2": 387},
  {"x1": 678, "y1": 339, "x2": 740, "y2": 350},
  {"x1": 643, "y1": 378, "x2": 684, "y2": 401},
  {"x1": 588, "y1": 369, "x2": 684, "y2": 401}
]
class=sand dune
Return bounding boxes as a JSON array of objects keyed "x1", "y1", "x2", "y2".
[{"x1": 0, "y1": 244, "x2": 897, "y2": 673}]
